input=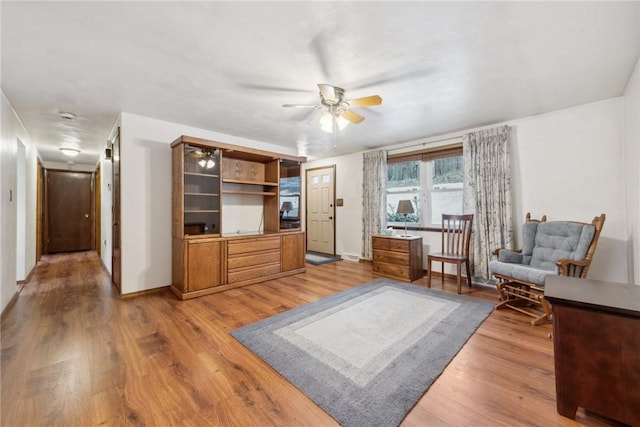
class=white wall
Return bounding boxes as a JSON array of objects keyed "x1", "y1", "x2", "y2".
[
  {"x1": 1, "y1": 91, "x2": 38, "y2": 313},
  {"x1": 16, "y1": 141, "x2": 26, "y2": 281},
  {"x1": 623, "y1": 57, "x2": 640, "y2": 285},
  {"x1": 513, "y1": 98, "x2": 626, "y2": 283},
  {"x1": 307, "y1": 97, "x2": 630, "y2": 283},
  {"x1": 118, "y1": 112, "x2": 299, "y2": 294},
  {"x1": 41, "y1": 160, "x2": 96, "y2": 172}
]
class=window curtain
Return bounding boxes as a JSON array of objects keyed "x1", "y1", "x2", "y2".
[
  {"x1": 362, "y1": 150, "x2": 387, "y2": 260},
  {"x1": 463, "y1": 125, "x2": 513, "y2": 280}
]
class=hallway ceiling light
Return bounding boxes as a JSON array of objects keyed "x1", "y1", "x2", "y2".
[
  {"x1": 58, "y1": 112, "x2": 77, "y2": 121},
  {"x1": 59, "y1": 147, "x2": 81, "y2": 157}
]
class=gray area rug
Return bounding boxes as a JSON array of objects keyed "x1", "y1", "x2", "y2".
[
  {"x1": 305, "y1": 251, "x2": 343, "y2": 266},
  {"x1": 231, "y1": 278, "x2": 494, "y2": 427}
]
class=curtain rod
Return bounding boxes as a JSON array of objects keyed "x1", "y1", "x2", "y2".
[{"x1": 385, "y1": 134, "x2": 463, "y2": 155}]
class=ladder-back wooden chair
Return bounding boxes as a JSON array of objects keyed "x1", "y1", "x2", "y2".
[{"x1": 427, "y1": 214, "x2": 474, "y2": 294}]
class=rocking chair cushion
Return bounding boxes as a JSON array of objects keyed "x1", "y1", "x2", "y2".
[
  {"x1": 489, "y1": 220, "x2": 596, "y2": 287},
  {"x1": 530, "y1": 222, "x2": 595, "y2": 271},
  {"x1": 498, "y1": 249, "x2": 523, "y2": 264},
  {"x1": 488, "y1": 261, "x2": 552, "y2": 286}
]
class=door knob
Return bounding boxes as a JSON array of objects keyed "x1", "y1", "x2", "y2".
[
  {"x1": 329, "y1": 216, "x2": 333, "y2": 220},
  {"x1": 84, "y1": 214, "x2": 89, "y2": 218}
]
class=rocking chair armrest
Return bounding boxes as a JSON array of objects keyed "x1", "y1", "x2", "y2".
[
  {"x1": 496, "y1": 248, "x2": 523, "y2": 264},
  {"x1": 556, "y1": 258, "x2": 590, "y2": 277},
  {"x1": 492, "y1": 248, "x2": 522, "y2": 256}
]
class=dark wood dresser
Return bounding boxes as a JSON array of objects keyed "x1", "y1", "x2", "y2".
[
  {"x1": 545, "y1": 276, "x2": 640, "y2": 426},
  {"x1": 372, "y1": 235, "x2": 423, "y2": 282}
]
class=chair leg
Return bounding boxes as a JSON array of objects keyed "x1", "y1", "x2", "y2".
[
  {"x1": 465, "y1": 260, "x2": 472, "y2": 288},
  {"x1": 426, "y1": 257, "x2": 432, "y2": 288},
  {"x1": 456, "y1": 262, "x2": 462, "y2": 294},
  {"x1": 441, "y1": 262, "x2": 444, "y2": 286}
]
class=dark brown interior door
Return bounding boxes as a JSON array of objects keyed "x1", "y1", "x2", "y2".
[
  {"x1": 45, "y1": 170, "x2": 93, "y2": 253},
  {"x1": 112, "y1": 128, "x2": 121, "y2": 291}
]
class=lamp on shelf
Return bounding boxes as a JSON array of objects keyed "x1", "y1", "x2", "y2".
[
  {"x1": 280, "y1": 201, "x2": 293, "y2": 219},
  {"x1": 396, "y1": 199, "x2": 414, "y2": 237}
]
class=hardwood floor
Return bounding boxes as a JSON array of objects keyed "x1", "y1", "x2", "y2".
[{"x1": 1, "y1": 252, "x2": 623, "y2": 426}]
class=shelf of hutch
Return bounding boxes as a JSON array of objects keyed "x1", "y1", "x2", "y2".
[
  {"x1": 222, "y1": 190, "x2": 277, "y2": 196},
  {"x1": 222, "y1": 178, "x2": 278, "y2": 186},
  {"x1": 171, "y1": 135, "x2": 307, "y2": 300}
]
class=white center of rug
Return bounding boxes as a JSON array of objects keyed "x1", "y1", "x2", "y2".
[{"x1": 275, "y1": 286, "x2": 459, "y2": 386}]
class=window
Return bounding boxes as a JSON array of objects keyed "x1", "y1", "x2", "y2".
[{"x1": 387, "y1": 146, "x2": 464, "y2": 228}]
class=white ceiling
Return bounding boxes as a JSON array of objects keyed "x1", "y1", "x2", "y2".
[{"x1": 2, "y1": 1, "x2": 639, "y2": 164}]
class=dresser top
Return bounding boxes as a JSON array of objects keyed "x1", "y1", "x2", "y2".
[
  {"x1": 374, "y1": 234, "x2": 422, "y2": 241},
  {"x1": 545, "y1": 276, "x2": 640, "y2": 316}
]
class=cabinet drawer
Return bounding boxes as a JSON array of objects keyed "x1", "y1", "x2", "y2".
[
  {"x1": 373, "y1": 236, "x2": 390, "y2": 250},
  {"x1": 372, "y1": 236, "x2": 409, "y2": 253},
  {"x1": 228, "y1": 251, "x2": 280, "y2": 270},
  {"x1": 227, "y1": 237, "x2": 280, "y2": 255},
  {"x1": 388, "y1": 239, "x2": 410, "y2": 252},
  {"x1": 373, "y1": 250, "x2": 410, "y2": 266},
  {"x1": 228, "y1": 263, "x2": 281, "y2": 283},
  {"x1": 372, "y1": 261, "x2": 410, "y2": 280}
]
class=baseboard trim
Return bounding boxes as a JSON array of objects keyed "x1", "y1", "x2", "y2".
[
  {"x1": 16, "y1": 265, "x2": 36, "y2": 285},
  {"x1": 1, "y1": 282, "x2": 26, "y2": 320},
  {"x1": 119, "y1": 286, "x2": 170, "y2": 299}
]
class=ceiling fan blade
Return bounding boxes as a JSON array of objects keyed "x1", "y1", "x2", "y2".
[
  {"x1": 318, "y1": 84, "x2": 337, "y2": 103},
  {"x1": 282, "y1": 104, "x2": 319, "y2": 108},
  {"x1": 340, "y1": 109, "x2": 365, "y2": 124},
  {"x1": 347, "y1": 95, "x2": 382, "y2": 108}
]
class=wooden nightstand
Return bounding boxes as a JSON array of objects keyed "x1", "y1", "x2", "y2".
[{"x1": 372, "y1": 235, "x2": 423, "y2": 282}]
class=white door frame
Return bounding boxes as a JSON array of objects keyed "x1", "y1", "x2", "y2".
[{"x1": 305, "y1": 165, "x2": 336, "y2": 255}]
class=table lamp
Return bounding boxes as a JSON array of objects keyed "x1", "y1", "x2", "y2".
[
  {"x1": 396, "y1": 199, "x2": 414, "y2": 237},
  {"x1": 280, "y1": 201, "x2": 293, "y2": 218}
]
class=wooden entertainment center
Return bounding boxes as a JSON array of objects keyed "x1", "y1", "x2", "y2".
[{"x1": 171, "y1": 135, "x2": 306, "y2": 300}]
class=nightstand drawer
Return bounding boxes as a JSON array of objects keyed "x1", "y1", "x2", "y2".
[
  {"x1": 388, "y1": 239, "x2": 410, "y2": 252},
  {"x1": 373, "y1": 261, "x2": 410, "y2": 280},
  {"x1": 373, "y1": 249, "x2": 410, "y2": 266}
]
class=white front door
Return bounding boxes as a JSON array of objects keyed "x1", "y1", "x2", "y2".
[{"x1": 306, "y1": 166, "x2": 335, "y2": 255}]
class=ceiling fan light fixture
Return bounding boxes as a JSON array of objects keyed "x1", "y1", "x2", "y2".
[
  {"x1": 336, "y1": 115, "x2": 349, "y2": 130},
  {"x1": 320, "y1": 112, "x2": 349, "y2": 133},
  {"x1": 59, "y1": 147, "x2": 81, "y2": 157}
]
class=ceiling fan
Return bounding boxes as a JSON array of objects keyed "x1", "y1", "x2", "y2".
[{"x1": 282, "y1": 84, "x2": 382, "y2": 133}]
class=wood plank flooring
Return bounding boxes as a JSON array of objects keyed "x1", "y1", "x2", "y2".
[{"x1": 1, "y1": 252, "x2": 624, "y2": 426}]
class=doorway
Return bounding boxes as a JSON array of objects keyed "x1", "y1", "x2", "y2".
[
  {"x1": 44, "y1": 170, "x2": 94, "y2": 253},
  {"x1": 305, "y1": 165, "x2": 335, "y2": 255},
  {"x1": 111, "y1": 128, "x2": 121, "y2": 291}
]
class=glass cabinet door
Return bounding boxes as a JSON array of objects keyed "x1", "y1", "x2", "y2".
[
  {"x1": 279, "y1": 161, "x2": 301, "y2": 230},
  {"x1": 183, "y1": 145, "x2": 220, "y2": 236}
]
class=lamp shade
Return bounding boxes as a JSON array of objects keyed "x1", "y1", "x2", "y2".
[
  {"x1": 396, "y1": 200, "x2": 414, "y2": 215},
  {"x1": 280, "y1": 201, "x2": 294, "y2": 212}
]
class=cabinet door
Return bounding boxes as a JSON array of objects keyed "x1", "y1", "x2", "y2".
[
  {"x1": 187, "y1": 240, "x2": 222, "y2": 291},
  {"x1": 281, "y1": 233, "x2": 305, "y2": 272}
]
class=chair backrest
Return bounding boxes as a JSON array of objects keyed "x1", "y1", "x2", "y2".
[
  {"x1": 520, "y1": 212, "x2": 605, "y2": 278},
  {"x1": 441, "y1": 214, "x2": 474, "y2": 256}
]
